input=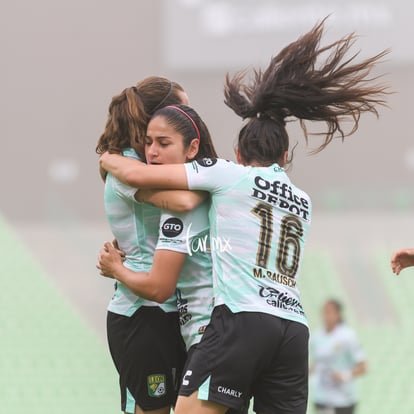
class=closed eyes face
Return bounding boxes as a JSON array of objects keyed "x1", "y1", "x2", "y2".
[{"x1": 145, "y1": 116, "x2": 188, "y2": 165}]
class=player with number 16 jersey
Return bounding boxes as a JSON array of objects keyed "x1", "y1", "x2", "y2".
[{"x1": 186, "y1": 158, "x2": 310, "y2": 325}]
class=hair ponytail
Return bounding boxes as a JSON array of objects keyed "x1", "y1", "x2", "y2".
[
  {"x1": 96, "y1": 77, "x2": 186, "y2": 156},
  {"x1": 96, "y1": 87, "x2": 147, "y2": 155},
  {"x1": 225, "y1": 19, "x2": 390, "y2": 164}
]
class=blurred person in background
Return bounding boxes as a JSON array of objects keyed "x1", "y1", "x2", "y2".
[
  {"x1": 310, "y1": 299, "x2": 367, "y2": 414},
  {"x1": 391, "y1": 248, "x2": 414, "y2": 275}
]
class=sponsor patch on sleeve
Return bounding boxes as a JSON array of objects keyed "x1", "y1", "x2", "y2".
[
  {"x1": 196, "y1": 158, "x2": 217, "y2": 167},
  {"x1": 161, "y1": 217, "x2": 184, "y2": 238}
]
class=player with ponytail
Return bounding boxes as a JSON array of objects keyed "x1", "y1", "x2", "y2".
[{"x1": 96, "y1": 77, "x2": 207, "y2": 414}]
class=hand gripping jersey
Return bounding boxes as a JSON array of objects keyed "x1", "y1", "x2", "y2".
[
  {"x1": 184, "y1": 158, "x2": 311, "y2": 326},
  {"x1": 104, "y1": 148, "x2": 176, "y2": 316},
  {"x1": 156, "y1": 200, "x2": 214, "y2": 350}
]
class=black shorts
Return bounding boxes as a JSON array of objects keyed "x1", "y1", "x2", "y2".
[
  {"x1": 179, "y1": 305, "x2": 309, "y2": 414},
  {"x1": 107, "y1": 306, "x2": 187, "y2": 413},
  {"x1": 315, "y1": 404, "x2": 356, "y2": 414},
  {"x1": 182, "y1": 344, "x2": 250, "y2": 414}
]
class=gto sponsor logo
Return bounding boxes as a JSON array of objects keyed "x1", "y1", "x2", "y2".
[
  {"x1": 161, "y1": 217, "x2": 184, "y2": 238},
  {"x1": 217, "y1": 386, "x2": 242, "y2": 398}
]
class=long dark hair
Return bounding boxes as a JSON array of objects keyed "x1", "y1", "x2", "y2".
[
  {"x1": 224, "y1": 19, "x2": 390, "y2": 166},
  {"x1": 96, "y1": 77, "x2": 185, "y2": 155},
  {"x1": 151, "y1": 105, "x2": 218, "y2": 159}
]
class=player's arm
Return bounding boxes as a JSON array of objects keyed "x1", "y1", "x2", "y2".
[
  {"x1": 391, "y1": 248, "x2": 414, "y2": 275},
  {"x1": 110, "y1": 159, "x2": 205, "y2": 212},
  {"x1": 135, "y1": 189, "x2": 207, "y2": 213},
  {"x1": 100, "y1": 152, "x2": 189, "y2": 189},
  {"x1": 351, "y1": 361, "x2": 367, "y2": 377},
  {"x1": 97, "y1": 242, "x2": 185, "y2": 303},
  {"x1": 99, "y1": 165, "x2": 107, "y2": 182}
]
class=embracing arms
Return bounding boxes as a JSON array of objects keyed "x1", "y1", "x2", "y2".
[
  {"x1": 100, "y1": 153, "x2": 206, "y2": 212},
  {"x1": 135, "y1": 189, "x2": 206, "y2": 213},
  {"x1": 97, "y1": 242, "x2": 185, "y2": 303},
  {"x1": 100, "y1": 152, "x2": 189, "y2": 189}
]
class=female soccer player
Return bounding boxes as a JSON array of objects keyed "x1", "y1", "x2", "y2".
[
  {"x1": 97, "y1": 104, "x2": 218, "y2": 353},
  {"x1": 310, "y1": 300, "x2": 366, "y2": 414},
  {"x1": 99, "y1": 21, "x2": 388, "y2": 414},
  {"x1": 96, "y1": 77, "x2": 204, "y2": 414}
]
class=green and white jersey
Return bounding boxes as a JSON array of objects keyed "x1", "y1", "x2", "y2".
[
  {"x1": 104, "y1": 148, "x2": 176, "y2": 316},
  {"x1": 310, "y1": 324, "x2": 365, "y2": 406},
  {"x1": 184, "y1": 158, "x2": 311, "y2": 326},
  {"x1": 156, "y1": 200, "x2": 213, "y2": 350}
]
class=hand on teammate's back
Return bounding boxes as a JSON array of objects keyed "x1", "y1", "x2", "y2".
[{"x1": 391, "y1": 248, "x2": 414, "y2": 275}]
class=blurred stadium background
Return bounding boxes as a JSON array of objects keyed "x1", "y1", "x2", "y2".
[{"x1": 2, "y1": 0, "x2": 414, "y2": 412}]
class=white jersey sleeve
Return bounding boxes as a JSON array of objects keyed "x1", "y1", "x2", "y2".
[
  {"x1": 184, "y1": 158, "x2": 246, "y2": 193},
  {"x1": 111, "y1": 178, "x2": 138, "y2": 201},
  {"x1": 109, "y1": 148, "x2": 140, "y2": 201},
  {"x1": 155, "y1": 201, "x2": 214, "y2": 350},
  {"x1": 156, "y1": 201, "x2": 209, "y2": 253}
]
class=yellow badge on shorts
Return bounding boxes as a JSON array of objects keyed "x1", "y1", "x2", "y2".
[{"x1": 147, "y1": 374, "x2": 166, "y2": 397}]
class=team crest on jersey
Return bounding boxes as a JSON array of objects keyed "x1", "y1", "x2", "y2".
[
  {"x1": 147, "y1": 374, "x2": 166, "y2": 397},
  {"x1": 196, "y1": 157, "x2": 217, "y2": 167},
  {"x1": 162, "y1": 217, "x2": 183, "y2": 237}
]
